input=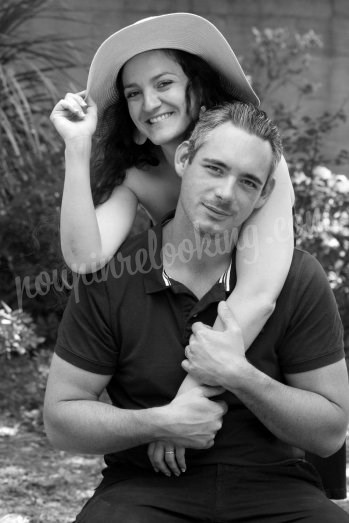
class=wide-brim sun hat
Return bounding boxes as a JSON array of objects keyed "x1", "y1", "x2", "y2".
[{"x1": 86, "y1": 12, "x2": 260, "y2": 118}]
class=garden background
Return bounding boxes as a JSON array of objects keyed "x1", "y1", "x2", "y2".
[{"x1": 0, "y1": 0, "x2": 349, "y2": 521}]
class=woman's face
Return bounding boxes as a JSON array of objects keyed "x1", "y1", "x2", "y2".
[{"x1": 122, "y1": 50, "x2": 199, "y2": 148}]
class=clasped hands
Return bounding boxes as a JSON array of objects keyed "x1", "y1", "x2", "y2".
[{"x1": 148, "y1": 302, "x2": 246, "y2": 476}]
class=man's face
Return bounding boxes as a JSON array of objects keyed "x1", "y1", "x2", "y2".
[{"x1": 175, "y1": 122, "x2": 275, "y2": 237}]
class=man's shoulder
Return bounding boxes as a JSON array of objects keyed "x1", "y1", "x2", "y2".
[
  {"x1": 289, "y1": 247, "x2": 327, "y2": 283},
  {"x1": 67, "y1": 226, "x2": 160, "y2": 319},
  {"x1": 117, "y1": 226, "x2": 155, "y2": 258},
  {"x1": 101, "y1": 225, "x2": 162, "y2": 285},
  {"x1": 281, "y1": 247, "x2": 333, "y2": 308}
]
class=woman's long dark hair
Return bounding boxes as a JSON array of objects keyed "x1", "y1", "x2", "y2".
[{"x1": 92, "y1": 49, "x2": 237, "y2": 206}]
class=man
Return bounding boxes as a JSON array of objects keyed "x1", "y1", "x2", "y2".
[{"x1": 44, "y1": 103, "x2": 349, "y2": 522}]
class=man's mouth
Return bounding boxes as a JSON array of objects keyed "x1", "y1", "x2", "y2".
[
  {"x1": 202, "y1": 203, "x2": 232, "y2": 217},
  {"x1": 148, "y1": 112, "x2": 173, "y2": 124}
]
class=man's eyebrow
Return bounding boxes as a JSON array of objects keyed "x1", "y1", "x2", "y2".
[
  {"x1": 202, "y1": 157, "x2": 229, "y2": 169},
  {"x1": 124, "y1": 72, "x2": 177, "y2": 90},
  {"x1": 243, "y1": 174, "x2": 264, "y2": 186},
  {"x1": 202, "y1": 157, "x2": 264, "y2": 185}
]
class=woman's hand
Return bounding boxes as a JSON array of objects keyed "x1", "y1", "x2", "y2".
[
  {"x1": 50, "y1": 91, "x2": 98, "y2": 143},
  {"x1": 147, "y1": 441, "x2": 186, "y2": 477}
]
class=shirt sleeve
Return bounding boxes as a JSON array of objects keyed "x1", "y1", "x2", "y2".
[
  {"x1": 55, "y1": 273, "x2": 118, "y2": 375},
  {"x1": 278, "y1": 250, "x2": 344, "y2": 374}
]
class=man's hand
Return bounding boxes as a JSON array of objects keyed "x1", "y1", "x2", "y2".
[
  {"x1": 160, "y1": 385, "x2": 227, "y2": 449},
  {"x1": 182, "y1": 301, "x2": 246, "y2": 388}
]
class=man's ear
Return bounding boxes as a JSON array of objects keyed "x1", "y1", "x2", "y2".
[
  {"x1": 174, "y1": 141, "x2": 190, "y2": 178},
  {"x1": 254, "y1": 177, "x2": 276, "y2": 209}
]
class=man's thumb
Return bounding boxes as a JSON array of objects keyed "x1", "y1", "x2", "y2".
[{"x1": 217, "y1": 301, "x2": 236, "y2": 330}]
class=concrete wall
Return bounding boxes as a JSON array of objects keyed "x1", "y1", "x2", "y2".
[{"x1": 37, "y1": 0, "x2": 349, "y2": 172}]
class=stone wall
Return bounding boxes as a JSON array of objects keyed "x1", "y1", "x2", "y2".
[{"x1": 37, "y1": 0, "x2": 349, "y2": 172}]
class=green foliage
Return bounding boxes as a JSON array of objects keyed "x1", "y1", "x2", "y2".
[
  {"x1": 0, "y1": 156, "x2": 67, "y2": 340},
  {"x1": 0, "y1": 0, "x2": 85, "y2": 209},
  {"x1": 0, "y1": 301, "x2": 45, "y2": 358},
  {"x1": 247, "y1": 27, "x2": 323, "y2": 99},
  {"x1": 245, "y1": 27, "x2": 349, "y2": 170},
  {"x1": 0, "y1": 0, "x2": 87, "y2": 341},
  {"x1": 293, "y1": 166, "x2": 349, "y2": 350},
  {"x1": 245, "y1": 27, "x2": 349, "y2": 351}
]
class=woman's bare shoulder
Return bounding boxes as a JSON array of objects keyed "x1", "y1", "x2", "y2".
[
  {"x1": 123, "y1": 163, "x2": 180, "y2": 222},
  {"x1": 123, "y1": 163, "x2": 169, "y2": 196}
]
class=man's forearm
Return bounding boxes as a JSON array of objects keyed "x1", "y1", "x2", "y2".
[
  {"x1": 45, "y1": 399, "x2": 167, "y2": 454},
  {"x1": 223, "y1": 360, "x2": 347, "y2": 457},
  {"x1": 44, "y1": 383, "x2": 226, "y2": 455}
]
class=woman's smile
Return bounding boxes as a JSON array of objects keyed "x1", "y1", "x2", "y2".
[
  {"x1": 122, "y1": 50, "x2": 195, "y2": 147},
  {"x1": 147, "y1": 112, "x2": 174, "y2": 124}
]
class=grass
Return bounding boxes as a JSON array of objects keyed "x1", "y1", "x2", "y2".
[{"x1": 0, "y1": 352, "x2": 103, "y2": 523}]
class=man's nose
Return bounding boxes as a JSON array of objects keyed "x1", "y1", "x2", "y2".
[
  {"x1": 143, "y1": 89, "x2": 161, "y2": 112},
  {"x1": 215, "y1": 178, "x2": 237, "y2": 202}
]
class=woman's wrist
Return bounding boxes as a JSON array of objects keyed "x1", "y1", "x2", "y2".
[{"x1": 65, "y1": 136, "x2": 93, "y2": 156}]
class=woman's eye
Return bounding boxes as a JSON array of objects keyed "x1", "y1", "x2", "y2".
[
  {"x1": 157, "y1": 80, "x2": 173, "y2": 89},
  {"x1": 125, "y1": 90, "x2": 140, "y2": 100}
]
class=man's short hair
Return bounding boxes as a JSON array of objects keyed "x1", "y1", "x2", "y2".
[{"x1": 187, "y1": 102, "x2": 283, "y2": 178}]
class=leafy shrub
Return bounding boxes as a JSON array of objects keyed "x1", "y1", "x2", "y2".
[
  {"x1": 245, "y1": 27, "x2": 348, "y2": 170},
  {"x1": 292, "y1": 166, "x2": 349, "y2": 354},
  {"x1": 0, "y1": 0, "x2": 87, "y2": 340},
  {"x1": 244, "y1": 27, "x2": 349, "y2": 353},
  {"x1": 0, "y1": 301, "x2": 45, "y2": 358},
  {"x1": 0, "y1": 0, "x2": 84, "y2": 208}
]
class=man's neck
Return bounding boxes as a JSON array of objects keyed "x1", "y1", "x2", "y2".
[{"x1": 162, "y1": 217, "x2": 235, "y2": 299}]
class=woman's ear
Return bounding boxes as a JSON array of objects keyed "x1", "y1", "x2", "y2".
[{"x1": 174, "y1": 141, "x2": 190, "y2": 178}]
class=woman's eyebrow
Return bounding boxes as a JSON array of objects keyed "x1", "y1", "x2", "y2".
[{"x1": 123, "y1": 72, "x2": 177, "y2": 89}]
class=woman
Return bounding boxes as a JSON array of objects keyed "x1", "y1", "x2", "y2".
[{"x1": 50, "y1": 13, "x2": 294, "y2": 476}]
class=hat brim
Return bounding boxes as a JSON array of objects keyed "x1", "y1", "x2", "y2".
[{"x1": 86, "y1": 13, "x2": 260, "y2": 118}]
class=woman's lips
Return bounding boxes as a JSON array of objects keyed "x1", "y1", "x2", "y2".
[{"x1": 148, "y1": 112, "x2": 174, "y2": 124}]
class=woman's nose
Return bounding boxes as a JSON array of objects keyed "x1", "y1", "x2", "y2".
[{"x1": 143, "y1": 89, "x2": 161, "y2": 112}]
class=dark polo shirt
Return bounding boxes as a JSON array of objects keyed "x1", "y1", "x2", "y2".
[{"x1": 55, "y1": 217, "x2": 344, "y2": 476}]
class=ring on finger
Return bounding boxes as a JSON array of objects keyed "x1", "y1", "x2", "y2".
[{"x1": 165, "y1": 450, "x2": 175, "y2": 455}]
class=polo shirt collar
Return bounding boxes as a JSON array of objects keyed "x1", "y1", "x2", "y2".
[
  {"x1": 162, "y1": 260, "x2": 232, "y2": 293},
  {"x1": 143, "y1": 211, "x2": 234, "y2": 295}
]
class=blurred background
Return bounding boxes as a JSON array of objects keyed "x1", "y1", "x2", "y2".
[{"x1": 0, "y1": 1, "x2": 348, "y2": 521}]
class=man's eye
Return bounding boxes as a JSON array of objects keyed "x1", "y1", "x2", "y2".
[
  {"x1": 242, "y1": 179, "x2": 257, "y2": 189},
  {"x1": 206, "y1": 165, "x2": 223, "y2": 175}
]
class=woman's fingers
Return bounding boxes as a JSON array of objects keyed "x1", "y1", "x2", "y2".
[
  {"x1": 63, "y1": 93, "x2": 87, "y2": 118},
  {"x1": 164, "y1": 446, "x2": 181, "y2": 477},
  {"x1": 147, "y1": 441, "x2": 186, "y2": 477},
  {"x1": 174, "y1": 446, "x2": 186, "y2": 473},
  {"x1": 52, "y1": 92, "x2": 88, "y2": 119},
  {"x1": 76, "y1": 89, "x2": 87, "y2": 101},
  {"x1": 152, "y1": 443, "x2": 172, "y2": 477},
  {"x1": 50, "y1": 91, "x2": 98, "y2": 141},
  {"x1": 51, "y1": 99, "x2": 83, "y2": 122},
  {"x1": 147, "y1": 441, "x2": 158, "y2": 471},
  {"x1": 147, "y1": 441, "x2": 171, "y2": 475}
]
